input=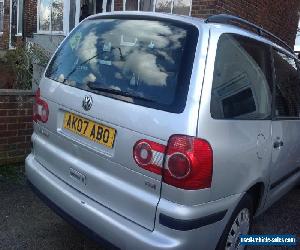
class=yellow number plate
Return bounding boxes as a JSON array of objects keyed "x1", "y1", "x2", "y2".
[{"x1": 63, "y1": 112, "x2": 116, "y2": 148}]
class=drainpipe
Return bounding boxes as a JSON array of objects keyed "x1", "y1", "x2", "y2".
[{"x1": 8, "y1": 0, "x2": 12, "y2": 48}]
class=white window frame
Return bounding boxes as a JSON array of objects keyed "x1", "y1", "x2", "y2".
[
  {"x1": 123, "y1": 0, "x2": 192, "y2": 15},
  {"x1": 37, "y1": 0, "x2": 65, "y2": 35},
  {"x1": 16, "y1": 0, "x2": 24, "y2": 36},
  {"x1": 74, "y1": 0, "x2": 114, "y2": 29},
  {"x1": 37, "y1": 0, "x2": 114, "y2": 35},
  {"x1": 294, "y1": 20, "x2": 300, "y2": 52},
  {"x1": 0, "y1": 0, "x2": 4, "y2": 35}
]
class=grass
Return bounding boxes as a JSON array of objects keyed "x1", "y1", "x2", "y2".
[{"x1": 0, "y1": 164, "x2": 26, "y2": 184}]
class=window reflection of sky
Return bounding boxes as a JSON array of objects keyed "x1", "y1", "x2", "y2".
[{"x1": 39, "y1": 0, "x2": 51, "y2": 31}]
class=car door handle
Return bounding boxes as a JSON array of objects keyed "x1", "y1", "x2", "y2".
[{"x1": 273, "y1": 141, "x2": 284, "y2": 149}]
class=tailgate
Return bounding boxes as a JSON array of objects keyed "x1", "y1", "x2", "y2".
[
  {"x1": 35, "y1": 84, "x2": 166, "y2": 231},
  {"x1": 33, "y1": 15, "x2": 200, "y2": 230}
]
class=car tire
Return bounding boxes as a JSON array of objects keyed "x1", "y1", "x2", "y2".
[{"x1": 216, "y1": 194, "x2": 254, "y2": 250}]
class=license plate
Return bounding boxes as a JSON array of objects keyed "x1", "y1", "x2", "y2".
[{"x1": 63, "y1": 112, "x2": 116, "y2": 148}]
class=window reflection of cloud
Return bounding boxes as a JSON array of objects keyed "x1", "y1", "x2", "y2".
[
  {"x1": 121, "y1": 51, "x2": 168, "y2": 86},
  {"x1": 101, "y1": 20, "x2": 173, "y2": 49},
  {"x1": 58, "y1": 73, "x2": 64, "y2": 83},
  {"x1": 101, "y1": 20, "x2": 186, "y2": 51},
  {"x1": 78, "y1": 32, "x2": 98, "y2": 62},
  {"x1": 100, "y1": 20, "x2": 185, "y2": 86},
  {"x1": 75, "y1": 20, "x2": 185, "y2": 87},
  {"x1": 83, "y1": 73, "x2": 97, "y2": 84},
  {"x1": 77, "y1": 31, "x2": 100, "y2": 74}
]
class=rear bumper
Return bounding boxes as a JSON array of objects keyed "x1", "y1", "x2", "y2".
[
  {"x1": 26, "y1": 154, "x2": 242, "y2": 250},
  {"x1": 27, "y1": 180, "x2": 119, "y2": 250}
]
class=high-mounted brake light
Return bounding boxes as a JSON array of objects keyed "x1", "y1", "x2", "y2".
[
  {"x1": 133, "y1": 135, "x2": 213, "y2": 190},
  {"x1": 33, "y1": 88, "x2": 49, "y2": 123}
]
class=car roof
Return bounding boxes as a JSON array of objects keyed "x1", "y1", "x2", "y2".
[
  {"x1": 86, "y1": 11, "x2": 205, "y2": 27},
  {"x1": 85, "y1": 11, "x2": 298, "y2": 61}
]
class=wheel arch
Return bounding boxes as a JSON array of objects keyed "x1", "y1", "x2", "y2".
[{"x1": 246, "y1": 182, "x2": 265, "y2": 215}]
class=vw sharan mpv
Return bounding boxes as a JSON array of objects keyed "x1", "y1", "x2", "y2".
[{"x1": 26, "y1": 12, "x2": 300, "y2": 250}]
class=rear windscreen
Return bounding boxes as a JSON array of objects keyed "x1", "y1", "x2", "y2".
[{"x1": 45, "y1": 17, "x2": 198, "y2": 113}]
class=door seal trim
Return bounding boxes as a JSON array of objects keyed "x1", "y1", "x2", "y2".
[{"x1": 270, "y1": 167, "x2": 300, "y2": 190}]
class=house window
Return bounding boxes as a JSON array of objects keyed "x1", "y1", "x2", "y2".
[
  {"x1": 155, "y1": 0, "x2": 172, "y2": 13},
  {"x1": 106, "y1": 0, "x2": 113, "y2": 12},
  {"x1": 38, "y1": 0, "x2": 63, "y2": 32},
  {"x1": 0, "y1": 0, "x2": 4, "y2": 34},
  {"x1": 38, "y1": 0, "x2": 114, "y2": 34},
  {"x1": 126, "y1": 0, "x2": 138, "y2": 10},
  {"x1": 295, "y1": 20, "x2": 300, "y2": 52},
  {"x1": 79, "y1": 0, "x2": 115, "y2": 22},
  {"x1": 17, "y1": 0, "x2": 24, "y2": 34},
  {"x1": 124, "y1": 0, "x2": 192, "y2": 15},
  {"x1": 172, "y1": 0, "x2": 191, "y2": 15},
  {"x1": 140, "y1": 0, "x2": 154, "y2": 11}
]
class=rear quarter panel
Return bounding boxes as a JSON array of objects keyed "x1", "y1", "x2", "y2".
[
  {"x1": 197, "y1": 25, "x2": 273, "y2": 203},
  {"x1": 160, "y1": 24, "x2": 213, "y2": 206}
]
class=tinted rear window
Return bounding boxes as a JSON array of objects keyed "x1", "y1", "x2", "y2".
[
  {"x1": 46, "y1": 17, "x2": 198, "y2": 113},
  {"x1": 210, "y1": 34, "x2": 272, "y2": 120}
]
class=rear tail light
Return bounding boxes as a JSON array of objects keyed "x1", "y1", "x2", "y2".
[
  {"x1": 33, "y1": 88, "x2": 49, "y2": 123},
  {"x1": 163, "y1": 135, "x2": 213, "y2": 190},
  {"x1": 133, "y1": 139, "x2": 165, "y2": 175},
  {"x1": 167, "y1": 153, "x2": 191, "y2": 179},
  {"x1": 133, "y1": 135, "x2": 213, "y2": 190}
]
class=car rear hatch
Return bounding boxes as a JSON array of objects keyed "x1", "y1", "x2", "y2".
[{"x1": 33, "y1": 15, "x2": 199, "y2": 231}]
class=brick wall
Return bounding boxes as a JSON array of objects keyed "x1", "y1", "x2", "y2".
[
  {"x1": 191, "y1": 0, "x2": 300, "y2": 47},
  {"x1": 191, "y1": 0, "x2": 218, "y2": 17},
  {"x1": 24, "y1": 0, "x2": 37, "y2": 38},
  {"x1": 0, "y1": 90, "x2": 33, "y2": 166},
  {"x1": 114, "y1": 0, "x2": 123, "y2": 11}
]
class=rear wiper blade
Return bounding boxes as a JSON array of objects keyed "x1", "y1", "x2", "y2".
[{"x1": 87, "y1": 82, "x2": 154, "y2": 103}]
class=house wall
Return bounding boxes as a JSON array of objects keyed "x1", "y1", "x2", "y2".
[
  {"x1": 2, "y1": 0, "x2": 300, "y2": 50},
  {"x1": 115, "y1": 0, "x2": 300, "y2": 48},
  {"x1": 191, "y1": 0, "x2": 300, "y2": 48},
  {"x1": 114, "y1": 0, "x2": 123, "y2": 11},
  {"x1": 24, "y1": 0, "x2": 37, "y2": 38},
  {"x1": 0, "y1": 0, "x2": 37, "y2": 50},
  {"x1": 27, "y1": 0, "x2": 300, "y2": 49}
]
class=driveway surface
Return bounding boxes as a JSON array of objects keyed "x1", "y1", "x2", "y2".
[{"x1": 0, "y1": 166, "x2": 299, "y2": 250}]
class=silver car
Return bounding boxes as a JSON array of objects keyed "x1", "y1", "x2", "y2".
[{"x1": 26, "y1": 12, "x2": 300, "y2": 250}]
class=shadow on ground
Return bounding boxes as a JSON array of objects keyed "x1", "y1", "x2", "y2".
[{"x1": 0, "y1": 165, "x2": 299, "y2": 249}]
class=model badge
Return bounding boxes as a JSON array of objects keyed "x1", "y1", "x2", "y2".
[
  {"x1": 145, "y1": 181, "x2": 156, "y2": 190},
  {"x1": 82, "y1": 95, "x2": 93, "y2": 111}
]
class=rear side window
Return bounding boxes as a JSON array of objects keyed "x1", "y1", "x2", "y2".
[
  {"x1": 45, "y1": 17, "x2": 198, "y2": 113},
  {"x1": 273, "y1": 51, "x2": 300, "y2": 118},
  {"x1": 210, "y1": 34, "x2": 272, "y2": 120}
]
